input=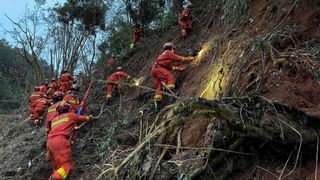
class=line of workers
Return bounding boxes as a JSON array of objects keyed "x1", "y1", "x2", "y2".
[{"x1": 27, "y1": 3, "x2": 195, "y2": 180}]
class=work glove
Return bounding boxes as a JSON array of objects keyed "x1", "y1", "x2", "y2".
[
  {"x1": 172, "y1": 66, "x2": 185, "y2": 72},
  {"x1": 183, "y1": 56, "x2": 195, "y2": 62}
]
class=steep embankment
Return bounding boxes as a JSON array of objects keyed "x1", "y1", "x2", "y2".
[{"x1": 0, "y1": 0, "x2": 320, "y2": 179}]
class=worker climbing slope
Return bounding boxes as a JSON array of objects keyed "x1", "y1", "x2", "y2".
[
  {"x1": 106, "y1": 66, "x2": 134, "y2": 104},
  {"x1": 106, "y1": 54, "x2": 114, "y2": 69},
  {"x1": 151, "y1": 42, "x2": 195, "y2": 109},
  {"x1": 47, "y1": 78, "x2": 59, "y2": 98},
  {"x1": 45, "y1": 91, "x2": 64, "y2": 135},
  {"x1": 29, "y1": 86, "x2": 44, "y2": 120},
  {"x1": 32, "y1": 95, "x2": 51, "y2": 126},
  {"x1": 46, "y1": 102, "x2": 93, "y2": 180},
  {"x1": 63, "y1": 84, "x2": 87, "y2": 114},
  {"x1": 59, "y1": 70, "x2": 74, "y2": 93},
  {"x1": 39, "y1": 80, "x2": 49, "y2": 95},
  {"x1": 178, "y1": 3, "x2": 193, "y2": 38},
  {"x1": 130, "y1": 24, "x2": 142, "y2": 48}
]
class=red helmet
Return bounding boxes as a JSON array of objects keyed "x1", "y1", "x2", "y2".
[
  {"x1": 52, "y1": 91, "x2": 64, "y2": 99},
  {"x1": 163, "y1": 42, "x2": 175, "y2": 50},
  {"x1": 116, "y1": 66, "x2": 123, "y2": 71},
  {"x1": 56, "y1": 102, "x2": 72, "y2": 114}
]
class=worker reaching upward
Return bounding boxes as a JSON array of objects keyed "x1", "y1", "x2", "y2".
[
  {"x1": 106, "y1": 67, "x2": 133, "y2": 104},
  {"x1": 29, "y1": 86, "x2": 44, "y2": 120},
  {"x1": 46, "y1": 102, "x2": 93, "y2": 180},
  {"x1": 151, "y1": 42, "x2": 194, "y2": 108},
  {"x1": 178, "y1": 3, "x2": 193, "y2": 38}
]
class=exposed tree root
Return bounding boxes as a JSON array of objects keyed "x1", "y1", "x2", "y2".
[{"x1": 96, "y1": 96, "x2": 320, "y2": 179}]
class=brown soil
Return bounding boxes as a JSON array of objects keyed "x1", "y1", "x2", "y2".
[
  {"x1": 1, "y1": 0, "x2": 320, "y2": 179},
  {"x1": 181, "y1": 116, "x2": 210, "y2": 147}
]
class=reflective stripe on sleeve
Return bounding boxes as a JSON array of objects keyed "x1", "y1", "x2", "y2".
[
  {"x1": 48, "y1": 107, "x2": 56, "y2": 113},
  {"x1": 51, "y1": 117, "x2": 69, "y2": 128}
]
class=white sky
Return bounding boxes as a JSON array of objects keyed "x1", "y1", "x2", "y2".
[{"x1": 0, "y1": 0, "x2": 65, "y2": 42}]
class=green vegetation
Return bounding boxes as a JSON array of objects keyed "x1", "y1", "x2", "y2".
[{"x1": 0, "y1": 40, "x2": 50, "y2": 111}]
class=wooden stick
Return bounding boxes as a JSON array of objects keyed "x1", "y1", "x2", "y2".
[
  {"x1": 176, "y1": 128, "x2": 182, "y2": 154},
  {"x1": 148, "y1": 147, "x2": 168, "y2": 180}
]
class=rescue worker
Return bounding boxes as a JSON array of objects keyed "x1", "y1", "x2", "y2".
[
  {"x1": 106, "y1": 67, "x2": 133, "y2": 103},
  {"x1": 59, "y1": 70, "x2": 74, "y2": 93},
  {"x1": 47, "y1": 102, "x2": 93, "y2": 180},
  {"x1": 33, "y1": 96, "x2": 51, "y2": 126},
  {"x1": 130, "y1": 24, "x2": 142, "y2": 48},
  {"x1": 178, "y1": 3, "x2": 193, "y2": 38},
  {"x1": 151, "y1": 42, "x2": 194, "y2": 107},
  {"x1": 105, "y1": 54, "x2": 114, "y2": 69},
  {"x1": 63, "y1": 84, "x2": 87, "y2": 114},
  {"x1": 47, "y1": 78, "x2": 59, "y2": 98},
  {"x1": 45, "y1": 91, "x2": 64, "y2": 135},
  {"x1": 29, "y1": 86, "x2": 44, "y2": 119},
  {"x1": 39, "y1": 80, "x2": 49, "y2": 95}
]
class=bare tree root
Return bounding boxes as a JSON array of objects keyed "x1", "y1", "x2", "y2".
[{"x1": 97, "y1": 96, "x2": 320, "y2": 180}]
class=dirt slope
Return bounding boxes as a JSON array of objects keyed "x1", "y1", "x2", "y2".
[{"x1": 1, "y1": 0, "x2": 320, "y2": 179}]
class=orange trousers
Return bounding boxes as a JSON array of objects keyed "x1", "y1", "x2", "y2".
[
  {"x1": 178, "y1": 21, "x2": 192, "y2": 37},
  {"x1": 151, "y1": 65, "x2": 175, "y2": 101},
  {"x1": 106, "y1": 83, "x2": 117, "y2": 98},
  {"x1": 33, "y1": 106, "x2": 46, "y2": 120},
  {"x1": 47, "y1": 135, "x2": 73, "y2": 180}
]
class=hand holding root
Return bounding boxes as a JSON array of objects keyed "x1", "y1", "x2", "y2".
[
  {"x1": 183, "y1": 56, "x2": 195, "y2": 62},
  {"x1": 88, "y1": 115, "x2": 94, "y2": 121}
]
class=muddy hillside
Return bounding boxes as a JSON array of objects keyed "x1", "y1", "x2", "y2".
[{"x1": 1, "y1": 0, "x2": 320, "y2": 179}]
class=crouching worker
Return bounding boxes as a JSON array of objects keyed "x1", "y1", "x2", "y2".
[
  {"x1": 47, "y1": 102, "x2": 93, "y2": 180},
  {"x1": 151, "y1": 42, "x2": 194, "y2": 110},
  {"x1": 106, "y1": 66, "x2": 133, "y2": 104}
]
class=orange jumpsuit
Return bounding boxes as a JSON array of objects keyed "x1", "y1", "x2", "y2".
[
  {"x1": 39, "y1": 85, "x2": 48, "y2": 95},
  {"x1": 33, "y1": 98, "x2": 50, "y2": 122},
  {"x1": 178, "y1": 9, "x2": 192, "y2": 37},
  {"x1": 29, "y1": 91, "x2": 44, "y2": 114},
  {"x1": 47, "y1": 113, "x2": 90, "y2": 180},
  {"x1": 59, "y1": 72, "x2": 73, "y2": 93},
  {"x1": 63, "y1": 93, "x2": 87, "y2": 114},
  {"x1": 133, "y1": 27, "x2": 142, "y2": 44},
  {"x1": 151, "y1": 50, "x2": 193, "y2": 101},
  {"x1": 106, "y1": 71, "x2": 130, "y2": 99},
  {"x1": 48, "y1": 81, "x2": 58, "y2": 97},
  {"x1": 45, "y1": 102, "x2": 60, "y2": 134}
]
